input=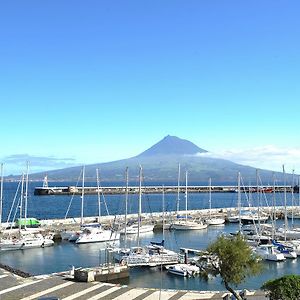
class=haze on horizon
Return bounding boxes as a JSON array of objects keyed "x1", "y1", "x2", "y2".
[{"x1": 1, "y1": 1, "x2": 300, "y2": 175}]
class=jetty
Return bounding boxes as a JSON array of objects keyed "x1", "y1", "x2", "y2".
[{"x1": 34, "y1": 184, "x2": 293, "y2": 195}]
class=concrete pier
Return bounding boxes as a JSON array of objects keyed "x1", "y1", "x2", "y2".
[{"x1": 34, "y1": 184, "x2": 293, "y2": 195}]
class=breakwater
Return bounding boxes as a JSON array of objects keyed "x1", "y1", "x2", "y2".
[{"x1": 34, "y1": 185, "x2": 292, "y2": 195}]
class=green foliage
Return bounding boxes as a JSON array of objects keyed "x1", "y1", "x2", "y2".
[
  {"x1": 206, "y1": 233, "x2": 262, "y2": 290},
  {"x1": 261, "y1": 274, "x2": 300, "y2": 300}
]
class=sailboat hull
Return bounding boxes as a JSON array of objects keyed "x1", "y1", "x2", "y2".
[
  {"x1": 75, "y1": 228, "x2": 120, "y2": 244},
  {"x1": 172, "y1": 221, "x2": 208, "y2": 230}
]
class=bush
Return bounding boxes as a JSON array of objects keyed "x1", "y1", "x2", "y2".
[{"x1": 261, "y1": 274, "x2": 300, "y2": 300}]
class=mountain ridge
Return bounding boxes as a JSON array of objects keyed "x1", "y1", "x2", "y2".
[{"x1": 7, "y1": 135, "x2": 292, "y2": 184}]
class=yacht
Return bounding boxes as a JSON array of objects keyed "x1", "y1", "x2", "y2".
[
  {"x1": 0, "y1": 233, "x2": 54, "y2": 251},
  {"x1": 120, "y1": 223, "x2": 154, "y2": 235},
  {"x1": 206, "y1": 218, "x2": 225, "y2": 226},
  {"x1": 166, "y1": 263, "x2": 200, "y2": 277},
  {"x1": 205, "y1": 178, "x2": 225, "y2": 226},
  {"x1": 172, "y1": 172, "x2": 208, "y2": 231},
  {"x1": 271, "y1": 240, "x2": 297, "y2": 259},
  {"x1": 172, "y1": 219, "x2": 208, "y2": 230},
  {"x1": 227, "y1": 215, "x2": 240, "y2": 223},
  {"x1": 253, "y1": 244, "x2": 286, "y2": 261},
  {"x1": 75, "y1": 226, "x2": 120, "y2": 244},
  {"x1": 115, "y1": 242, "x2": 179, "y2": 267}
]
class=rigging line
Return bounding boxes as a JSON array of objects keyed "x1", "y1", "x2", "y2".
[
  {"x1": 12, "y1": 175, "x2": 25, "y2": 231},
  {"x1": 114, "y1": 168, "x2": 129, "y2": 233},
  {"x1": 94, "y1": 170, "x2": 110, "y2": 217},
  {"x1": 257, "y1": 172, "x2": 271, "y2": 209},
  {"x1": 6, "y1": 175, "x2": 22, "y2": 227},
  {"x1": 98, "y1": 182, "x2": 110, "y2": 217},
  {"x1": 240, "y1": 174, "x2": 260, "y2": 235},
  {"x1": 239, "y1": 175, "x2": 251, "y2": 207},
  {"x1": 141, "y1": 171, "x2": 154, "y2": 221},
  {"x1": 64, "y1": 168, "x2": 83, "y2": 219}
]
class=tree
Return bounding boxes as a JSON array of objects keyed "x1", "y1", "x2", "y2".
[
  {"x1": 202, "y1": 233, "x2": 262, "y2": 300},
  {"x1": 261, "y1": 274, "x2": 300, "y2": 300}
]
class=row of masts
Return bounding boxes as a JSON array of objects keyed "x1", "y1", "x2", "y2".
[{"x1": 0, "y1": 162, "x2": 31, "y2": 232}]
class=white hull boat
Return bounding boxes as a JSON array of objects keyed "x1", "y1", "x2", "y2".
[
  {"x1": 166, "y1": 263, "x2": 200, "y2": 277},
  {"x1": 0, "y1": 234, "x2": 54, "y2": 251},
  {"x1": 76, "y1": 227, "x2": 120, "y2": 244},
  {"x1": 271, "y1": 240, "x2": 297, "y2": 259},
  {"x1": 120, "y1": 224, "x2": 154, "y2": 235},
  {"x1": 206, "y1": 218, "x2": 225, "y2": 226},
  {"x1": 277, "y1": 227, "x2": 300, "y2": 239},
  {"x1": 227, "y1": 215, "x2": 240, "y2": 223},
  {"x1": 241, "y1": 213, "x2": 269, "y2": 225},
  {"x1": 172, "y1": 220, "x2": 208, "y2": 230},
  {"x1": 115, "y1": 244, "x2": 179, "y2": 267},
  {"x1": 253, "y1": 245, "x2": 286, "y2": 261}
]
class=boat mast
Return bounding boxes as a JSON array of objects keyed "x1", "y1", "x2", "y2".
[
  {"x1": 24, "y1": 161, "x2": 29, "y2": 229},
  {"x1": 81, "y1": 166, "x2": 85, "y2": 226},
  {"x1": 137, "y1": 165, "x2": 142, "y2": 248},
  {"x1": 185, "y1": 171, "x2": 188, "y2": 222},
  {"x1": 283, "y1": 165, "x2": 287, "y2": 241},
  {"x1": 291, "y1": 169, "x2": 295, "y2": 228},
  {"x1": 209, "y1": 177, "x2": 212, "y2": 220},
  {"x1": 162, "y1": 185, "x2": 165, "y2": 241},
  {"x1": 96, "y1": 168, "x2": 101, "y2": 224},
  {"x1": 298, "y1": 176, "x2": 300, "y2": 208},
  {"x1": 124, "y1": 167, "x2": 129, "y2": 244},
  {"x1": 272, "y1": 172, "x2": 276, "y2": 239},
  {"x1": 176, "y1": 163, "x2": 180, "y2": 213},
  {"x1": 19, "y1": 173, "x2": 25, "y2": 232},
  {"x1": 0, "y1": 163, "x2": 3, "y2": 231},
  {"x1": 256, "y1": 169, "x2": 261, "y2": 235},
  {"x1": 237, "y1": 171, "x2": 242, "y2": 231}
]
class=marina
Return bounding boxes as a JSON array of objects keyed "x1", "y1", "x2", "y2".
[{"x1": 1, "y1": 180, "x2": 300, "y2": 298}]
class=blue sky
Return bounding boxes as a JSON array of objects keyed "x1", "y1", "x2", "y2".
[{"x1": 1, "y1": 1, "x2": 300, "y2": 175}]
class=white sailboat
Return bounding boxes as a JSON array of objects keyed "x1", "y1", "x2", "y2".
[
  {"x1": 276, "y1": 165, "x2": 300, "y2": 240},
  {"x1": 0, "y1": 163, "x2": 54, "y2": 251},
  {"x1": 206, "y1": 178, "x2": 225, "y2": 226},
  {"x1": 120, "y1": 166, "x2": 154, "y2": 235},
  {"x1": 75, "y1": 168, "x2": 120, "y2": 244},
  {"x1": 172, "y1": 171, "x2": 207, "y2": 230},
  {"x1": 115, "y1": 169, "x2": 178, "y2": 267}
]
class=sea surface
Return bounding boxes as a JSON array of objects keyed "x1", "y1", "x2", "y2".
[{"x1": 1, "y1": 181, "x2": 300, "y2": 292}]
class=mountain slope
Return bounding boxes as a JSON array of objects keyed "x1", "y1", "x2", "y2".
[
  {"x1": 22, "y1": 135, "x2": 290, "y2": 184},
  {"x1": 137, "y1": 135, "x2": 207, "y2": 157}
]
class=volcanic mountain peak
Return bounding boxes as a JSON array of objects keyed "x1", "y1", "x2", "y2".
[{"x1": 136, "y1": 135, "x2": 208, "y2": 157}]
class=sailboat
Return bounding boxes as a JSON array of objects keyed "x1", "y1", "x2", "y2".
[
  {"x1": 206, "y1": 178, "x2": 225, "y2": 226},
  {"x1": 172, "y1": 171, "x2": 207, "y2": 230},
  {"x1": 114, "y1": 168, "x2": 178, "y2": 267},
  {"x1": 75, "y1": 168, "x2": 120, "y2": 244},
  {"x1": 120, "y1": 166, "x2": 154, "y2": 235},
  {"x1": 0, "y1": 163, "x2": 54, "y2": 251}
]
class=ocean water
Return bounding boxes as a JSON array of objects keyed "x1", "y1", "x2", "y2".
[{"x1": 0, "y1": 181, "x2": 300, "y2": 292}]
